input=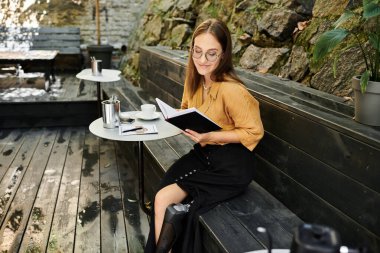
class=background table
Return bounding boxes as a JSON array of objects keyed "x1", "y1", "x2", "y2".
[
  {"x1": 76, "y1": 68, "x2": 121, "y2": 116},
  {"x1": 89, "y1": 112, "x2": 181, "y2": 214},
  {"x1": 0, "y1": 50, "x2": 58, "y2": 90}
]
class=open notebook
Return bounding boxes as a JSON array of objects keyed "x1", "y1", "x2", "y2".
[{"x1": 156, "y1": 98, "x2": 221, "y2": 133}]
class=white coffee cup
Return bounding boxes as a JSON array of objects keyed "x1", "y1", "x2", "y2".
[{"x1": 141, "y1": 104, "x2": 156, "y2": 118}]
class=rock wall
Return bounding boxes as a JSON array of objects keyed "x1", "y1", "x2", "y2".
[
  {"x1": 1, "y1": 0, "x2": 364, "y2": 99},
  {"x1": 126, "y1": 0, "x2": 364, "y2": 101}
]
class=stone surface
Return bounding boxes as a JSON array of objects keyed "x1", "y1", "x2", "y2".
[
  {"x1": 281, "y1": 0, "x2": 316, "y2": 16},
  {"x1": 279, "y1": 45, "x2": 309, "y2": 81},
  {"x1": 170, "y1": 24, "x2": 191, "y2": 48},
  {"x1": 158, "y1": 0, "x2": 177, "y2": 12},
  {"x1": 237, "y1": 10, "x2": 258, "y2": 36},
  {"x1": 239, "y1": 44, "x2": 290, "y2": 73},
  {"x1": 102, "y1": 0, "x2": 371, "y2": 99},
  {"x1": 312, "y1": 0, "x2": 350, "y2": 17},
  {"x1": 310, "y1": 46, "x2": 366, "y2": 97},
  {"x1": 176, "y1": 0, "x2": 192, "y2": 11},
  {"x1": 236, "y1": 0, "x2": 257, "y2": 11},
  {"x1": 258, "y1": 9, "x2": 306, "y2": 42},
  {"x1": 144, "y1": 15, "x2": 163, "y2": 45}
]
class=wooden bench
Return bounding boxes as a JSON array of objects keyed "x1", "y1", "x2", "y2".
[
  {"x1": 136, "y1": 46, "x2": 379, "y2": 253},
  {"x1": 103, "y1": 46, "x2": 379, "y2": 252},
  {"x1": 102, "y1": 72, "x2": 303, "y2": 252},
  {"x1": 0, "y1": 26, "x2": 82, "y2": 71},
  {"x1": 101, "y1": 75, "x2": 302, "y2": 252}
]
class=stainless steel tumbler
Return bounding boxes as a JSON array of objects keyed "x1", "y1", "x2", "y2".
[
  {"x1": 91, "y1": 59, "x2": 102, "y2": 76},
  {"x1": 102, "y1": 99, "x2": 120, "y2": 128}
]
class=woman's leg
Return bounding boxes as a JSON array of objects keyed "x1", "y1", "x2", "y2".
[{"x1": 154, "y1": 183, "x2": 188, "y2": 242}]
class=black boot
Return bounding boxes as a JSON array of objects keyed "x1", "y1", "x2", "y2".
[{"x1": 155, "y1": 203, "x2": 190, "y2": 253}]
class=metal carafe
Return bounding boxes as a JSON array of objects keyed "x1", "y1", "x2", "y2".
[{"x1": 102, "y1": 95, "x2": 120, "y2": 128}]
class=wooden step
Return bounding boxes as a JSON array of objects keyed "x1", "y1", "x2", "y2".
[
  {"x1": 0, "y1": 101, "x2": 97, "y2": 128},
  {"x1": 0, "y1": 75, "x2": 98, "y2": 128}
]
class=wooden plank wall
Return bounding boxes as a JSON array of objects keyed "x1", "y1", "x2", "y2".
[
  {"x1": 0, "y1": 26, "x2": 80, "y2": 55},
  {"x1": 0, "y1": 26, "x2": 83, "y2": 71},
  {"x1": 138, "y1": 46, "x2": 380, "y2": 252},
  {"x1": 31, "y1": 27, "x2": 81, "y2": 54},
  {"x1": 139, "y1": 47, "x2": 186, "y2": 108}
]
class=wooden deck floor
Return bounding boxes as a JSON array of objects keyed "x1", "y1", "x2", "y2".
[{"x1": 0, "y1": 126, "x2": 149, "y2": 252}]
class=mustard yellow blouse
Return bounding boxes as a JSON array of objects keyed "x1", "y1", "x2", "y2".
[{"x1": 181, "y1": 78, "x2": 264, "y2": 151}]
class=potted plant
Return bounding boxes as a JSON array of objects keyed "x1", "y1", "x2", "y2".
[
  {"x1": 87, "y1": 0, "x2": 113, "y2": 68},
  {"x1": 313, "y1": 0, "x2": 380, "y2": 126}
]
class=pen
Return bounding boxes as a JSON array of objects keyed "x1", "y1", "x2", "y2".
[{"x1": 122, "y1": 127, "x2": 143, "y2": 133}]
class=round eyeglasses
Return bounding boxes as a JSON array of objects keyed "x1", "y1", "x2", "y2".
[{"x1": 191, "y1": 49, "x2": 222, "y2": 62}]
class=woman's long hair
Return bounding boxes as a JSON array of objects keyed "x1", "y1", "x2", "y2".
[{"x1": 185, "y1": 18, "x2": 243, "y2": 96}]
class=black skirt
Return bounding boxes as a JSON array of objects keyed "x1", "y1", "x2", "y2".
[{"x1": 145, "y1": 143, "x2": 256, "y2": 253}]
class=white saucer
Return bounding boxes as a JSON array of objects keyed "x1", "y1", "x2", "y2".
[
  {"x1": 119, "y1": 111, "x2": 135, "y2": 120},
  {"x1": 135, "y1": 112, "x2": 160, "y2": 120}
]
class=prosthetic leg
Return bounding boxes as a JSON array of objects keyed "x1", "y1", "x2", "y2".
[{"x1": 155, "y1": 203, "x2": 190, "y2": 253}]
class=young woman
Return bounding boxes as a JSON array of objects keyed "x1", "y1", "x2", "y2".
[{"x1": 145, "y1": 18, "x2": 264, "y2": 253}]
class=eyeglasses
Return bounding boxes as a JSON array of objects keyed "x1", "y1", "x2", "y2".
[{"x1": 191, "y1": 48, "x2": 222, "y2": 62}]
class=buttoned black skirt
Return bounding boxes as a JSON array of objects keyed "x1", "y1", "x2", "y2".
[{"x1": 145, "y1": 143, "x2": 257, "y2": 253}]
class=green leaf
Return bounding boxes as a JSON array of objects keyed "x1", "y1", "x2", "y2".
[
  {"x1": 369, "y1": 32, "x2": 380, "y2": 50},
  {"x1": 333, "y1": 10, "x2": 354, "y2": 28},
  {"x1": 363, "y1": 0, "x2": 380, "y2": 19},
  {"x1": 360, "y1": 70, "x2": 371, "y2": 93},
  {"x1": 313, "y1": 29, "x2": 349, "y2": 62}
]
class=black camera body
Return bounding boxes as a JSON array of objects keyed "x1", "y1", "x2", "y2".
[{"x1": 290, "y1": 224, "x2": 341, "y2": 253}]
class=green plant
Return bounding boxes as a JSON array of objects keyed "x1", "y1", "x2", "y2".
[
  {"x1": 313, "y1": 0, "x2": 380, "y2": 93},
  {"x1": 206, "y1": 2, "x2": 219, "y2": 18}
]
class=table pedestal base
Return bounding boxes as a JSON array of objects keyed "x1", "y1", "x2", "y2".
[
  {"x1": 89, "y1": 117, "x2": 181, "y2": 216},
  {"x1": 138, "y1": 141, "x2": 151, "y2": 214},
  {"x1": 97, "y1": 81, "x2": 101, "y2": 117}
]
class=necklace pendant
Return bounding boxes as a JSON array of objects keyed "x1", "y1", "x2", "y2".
[{"x1": 202, "y1": 82, "x2": 210, "y2": 90}]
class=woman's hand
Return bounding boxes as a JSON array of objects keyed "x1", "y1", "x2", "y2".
[
  {"x1": 182, "y1": 129, "x2": 210, "y2": 146},
  {"x1": 182, "y1": 128, "x2": 241, "y2": 146}
]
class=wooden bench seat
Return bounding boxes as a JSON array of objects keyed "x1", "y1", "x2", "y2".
[
  {"x1": 102, "y1": 78, "x2": 303, "y2": 252},
  {"x1": 136, "y1": 46, "x2": 380, "y2": 253},
  {"x1": 200, "y1": 182, "x2": 303, "y2": 252},
  {"x1": 101, "y1": 45, "x2": 380, "y2": 252}
]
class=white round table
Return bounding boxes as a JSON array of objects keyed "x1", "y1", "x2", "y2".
[
  {"x1": 89, "y1": 113, "x2": 180, "y2": 141},
  {"x1": 89, "y1": 113, "x2": 181, "y2": 213},
  {"x1": 76, "y1": 68, "x2": 121, "y2": 116}
]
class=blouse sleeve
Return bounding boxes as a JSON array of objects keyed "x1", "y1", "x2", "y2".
[
  {"x1": 181, "y1": 82, "x2": 189, "y2": 109},
  {"x1": 223, "y1": 84, "x2": 264, "y2": 151}
]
